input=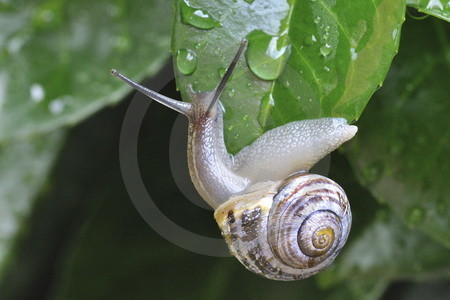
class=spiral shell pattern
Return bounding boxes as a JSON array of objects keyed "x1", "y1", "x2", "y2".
[{"x1": 214, "y1": 173, "x2": 351, "y2": 281}]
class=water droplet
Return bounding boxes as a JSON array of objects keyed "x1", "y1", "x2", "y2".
[
  {"x1": 49, "y1": 99, "x2": 65, "y2": 114},
  {"x1": 228, "y1": 89, "x2": 235, "y2": 97},
  {"x1": 303, "y1": 34, "x2": 317, "y2": 46},
  {"x1": 227, "y1": 125, "x2": 234, "y2": 131},
  {"x1": 194, "y1": 42, "x2": 203, "y2": 49},
  {"x1": 218, "y1": 67, "x2": 226, "y2": 77},
  {"x1": 314, "y1": 17, "x2": 321, "y2": 24},
  {"x1": 257, "y1": 92, "x2": 275, "y2": 128},
  {"x1": 246, "y1": 30, "x2": 291, "y2": 80},
  {"x1": 320, "y1": 44, "x2": 332, "y2": 56},
  {"x1": 407, "y1": 205, "x2": 426, "y2": 227},
  {"x1": 324, "y1": 25, "x2": 330, "y2": 32},
  {"x1": 242, "y1": 114, "x2": 249, "y2": 121},
  {"x1": 180, "y1": 0, "x2": 220, "y2": 30},
  {"x1": 426, "y1": 0, "x2": 444, "y2": 10},
  {"x1": 406, "y1": 7, "x2": 429, "y2": 19},
  {"x1": 350, "y1": 48, "x2": 358, "y2": 60},
  {"x1": 218, "y1": 67, "x2": 233, "y2": 80},
  {"x1": 176, "y1": 48, "x2": 198, "y2": 75},
  {"x1": 30, "y1": 84, "x2": 45, "y2": 103},
  {"x1": 7, "y1": 37, "x2": 26, "y2": 54},
  {"x1": 323, "y1": 66, "x2": 330, "y2": 72},
  {"x1": 392, "y1": 28, "x2": 398, "y2": 40}
]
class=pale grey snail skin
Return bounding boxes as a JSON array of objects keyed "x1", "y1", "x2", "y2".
[{"x1": 111, "y1": 39, "x2": 357, "y2": 281}]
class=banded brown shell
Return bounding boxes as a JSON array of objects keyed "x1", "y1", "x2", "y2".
[{"x1": 214, "y1": 172, "x2": 351, "y2": 281}]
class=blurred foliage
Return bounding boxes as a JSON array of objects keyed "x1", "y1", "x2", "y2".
[
  {"x1": 0, "y1": 0, "x2": 449, "y2": 299},
  {"x1": 0, "y1": 0, "x2": 171, "y2": 142},
  {"x1": 0, "y1": 131, "x2": 65, "y2": 274},
  {"x1": 346, "y1": 17, "x2": 450, "y2": 247}
]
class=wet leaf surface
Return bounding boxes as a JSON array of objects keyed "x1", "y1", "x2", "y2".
[
  {"x1": 407, "y1": 0, "x2": 450, "y2": 22},
  {"x1": 172, "y1": 0, "x2": 405, "y2": 153}
]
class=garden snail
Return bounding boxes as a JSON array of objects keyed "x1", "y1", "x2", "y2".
[{"x1": 111, "y1": 39, "x2": 357, "y2": 281}]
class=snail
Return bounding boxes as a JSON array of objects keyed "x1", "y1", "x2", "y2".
[{"x1": 111, "y1": 39, "x2": 357, "y2": 281}]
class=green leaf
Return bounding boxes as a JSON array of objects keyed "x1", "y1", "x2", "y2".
[
  {"x1": 0, "y1": 131, "x2": 65, "y2": 275},
  {"x1": 172, "y1": 0, "x2": 405, "y2": 153},
  {"x1": 345, "y1": 17, "x2": 450, "y2": 247},
  {"x1": 407, "y1": 0, "x2": 450, "y2": 22},
  {"x1": 0, "y1": 0, "x2": 172, "y2": 143}
]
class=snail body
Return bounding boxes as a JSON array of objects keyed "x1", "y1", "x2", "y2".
[{"x1": 111, "y1": 39, "x2": 357, "y2": 281}]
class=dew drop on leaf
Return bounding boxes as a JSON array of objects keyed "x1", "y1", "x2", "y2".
[
  {"x1": 246, "y1": 30, "x2": 291, "y2": 80},
  {"x1": 320, "y1": 44, "x2": 332, "y2": 56},
  {"x1": 218, "y1": 67, "x2": 226, "y2": 77},
  {"x1": 49, "y1": 99, "x2": 65, "y2": 114},
  {"x1": 426, "y1": 0, "x2": 444, "y2": 10},
  {"x1": 257, "y1": 91, "x2": 275, "y2": 129},
  {"x1": 176, "y1": 48, "x2": 198, "y2": 75},
  {"x1": 180, "y1": 0, "x2": 220, "y2": 30},
  {"x1": 304, "y1": 34, "x2": 317, "y2": 46},
  {"x1": 350, "y1": 47, "x2": 358, "y2": 60},
  {"x1": 218, "y1": 67, "x2": 233, "y2": 80},
  {"x1": 406, "y1": 6, "x2": 429, "y2": 20},
  {"x1": 30, "y1": 84, "x2": 45, "y2": 103},
  {"x1": 407, "y1": 205, "x2": 426, "y2": 227}
]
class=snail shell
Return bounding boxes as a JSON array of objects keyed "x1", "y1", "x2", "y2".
[{"x1": 215, "y1": 173, "x2": 351, "y2": 281}]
